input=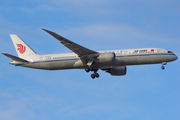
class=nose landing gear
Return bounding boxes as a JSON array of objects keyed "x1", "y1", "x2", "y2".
[
  {"x1": 161, "y1": 66, "x2": 165, "y2": 70},
  {"x1": 161, "y1": 62, "x2": 167, "y2": 70}
]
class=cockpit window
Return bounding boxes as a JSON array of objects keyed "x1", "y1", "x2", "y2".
[{"x1": 168, "y1": 51, "x2": 173, "y2": 53}]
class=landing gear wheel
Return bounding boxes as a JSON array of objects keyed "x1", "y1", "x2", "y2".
[
  {"x1": 91, "y1": 74, "x2": 95, "y2": 79},
  {"x1": 161, "y1": 66, "x2": 165, "y2": 70},
  {"x1": 95, "y1": 73, "x2": 99, "y2": 78},
  {"x1": 85, "y1": 68, "x2": 90, "y2": 72}
]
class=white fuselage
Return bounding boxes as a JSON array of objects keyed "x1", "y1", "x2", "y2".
[{"x1": 15, "y1": 48, "x2": 177, "y2": 70}]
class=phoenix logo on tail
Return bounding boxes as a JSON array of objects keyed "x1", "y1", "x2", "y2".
[{"x1": 17, "y1": 44, "x2": 26, "y2": 54}]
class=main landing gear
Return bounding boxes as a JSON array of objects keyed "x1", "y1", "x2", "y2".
[
  {"x1": 85, "y1": 67, "x2": 90, "y2": 72},
  {"x1": 161, "y1": 62, "x2": 167, "y2": 70},
  {"x1": 85, "y1": 67, "x2": 100, "y2": 79},
  {"x1": 91, "y1": 72, "x2": 100, "y2": 79}
]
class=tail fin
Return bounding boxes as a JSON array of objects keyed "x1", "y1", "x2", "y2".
[{"x1": 10, "y1": 34, "x2": 37, "y2": 60}]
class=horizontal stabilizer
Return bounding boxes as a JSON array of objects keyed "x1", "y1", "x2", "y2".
[{"x1": 2, "y1": 53, "x2": 29, "y2": 62}]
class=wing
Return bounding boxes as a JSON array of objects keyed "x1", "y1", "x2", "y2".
[{"x1": 42, "y1": 28, "x2": 98, "y2": 64}]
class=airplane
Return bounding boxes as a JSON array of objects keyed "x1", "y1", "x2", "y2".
[{"x1": 2, "y1": 28, "x2": 178, "y2": 79}]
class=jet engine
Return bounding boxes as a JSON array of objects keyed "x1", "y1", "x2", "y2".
[
  {"x1": 107, "y1": 66, "x2": 127, "y2": 76},
  {"x1": 98, "y1": 52, "x2": 115, "y2": 63}
]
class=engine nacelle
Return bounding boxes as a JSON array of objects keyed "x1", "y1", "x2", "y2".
[
  {"x1": 98, "y1": 52, "x2": 115, "y2": 63},
  {"x1": 107, "y1": 66, "x2": 127, "y2": 76}
]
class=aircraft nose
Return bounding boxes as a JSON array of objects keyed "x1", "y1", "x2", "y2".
[
  {"x1": 172, "y1": 54, "x2": 178, "y2": 61},
  {"x1": 174, "y1": 54, "x2": 178, "y2": 60}
]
